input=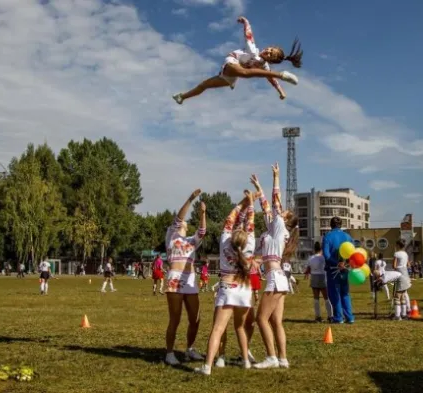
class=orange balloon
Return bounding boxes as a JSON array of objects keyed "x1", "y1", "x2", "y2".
[{"x1": 349, "y1": 252, "x2": 366, "y2": 268}]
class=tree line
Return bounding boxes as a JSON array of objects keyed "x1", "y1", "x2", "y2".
[{"x1": 0, "y1": 138, "x2": 267, "y2": 269}]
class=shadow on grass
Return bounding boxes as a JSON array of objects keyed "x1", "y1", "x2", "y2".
[
  {"x1": 284, "y1": 319, "x2": 319, "y2": 324},
  {"x1": 0, "y1": 335, "x2": 53, "y2": 344},
  {"x1": 369, "y1": 371, "x2": 423, "y2": 393},
  {"x1": 63, "y1": 345, "x2": 193, "y2": 372}
]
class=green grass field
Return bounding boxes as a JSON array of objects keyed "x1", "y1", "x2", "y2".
[{"x1": 0, "y1": 275, "x2": 422, "y2": 393}]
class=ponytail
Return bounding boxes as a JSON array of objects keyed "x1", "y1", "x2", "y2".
[
  {"x1": 282, "y1": 226, "x2": 299, "y2": 259},
  {"x1": 284, "y1": 37, "x2": 303, "y2": 68},
  {"x1": 235, "y1": 247, "x2": 251, "y2": 285}
]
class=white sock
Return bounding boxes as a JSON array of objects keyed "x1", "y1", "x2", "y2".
[
  {"x1": 325, "y1": 299, "x2": 333, "y2": 318},
  {"x1": 395, "y1": 304, "x2": 401, "y2": 318},
  {"x1": 40, "y1": 282, "x2": 45, "y2": 292},
  {"x1": 313, "y1": 299, "x2": 321, "y2": 318},
  {"x1": 109, "y1": 282, "x2": 114, "y2": 290},
  {"x1": 401, "y1": 304, "x2": 407, "y2": 317},
  {"x1": 101, "y1": 282, "x2": 107, "y2": 291},
  {"x1": 153, "y1": 284, "x2": 157, "y2": 292},
  {"x1": 383, "y1": 285, "x2": 390, "y2": 300},
  {"x1": 160, "y1": 282, "x2": 164, "y2": 292},
  {"x1": 404, "y1": 292, "x2": 410, "y2": 311},
  {"x1": 44, "y1": 282, "x2": 48, "y2": 293}
]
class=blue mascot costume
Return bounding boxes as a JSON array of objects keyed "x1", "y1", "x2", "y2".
[{"x1": 322, "y1": 216, "x2": 355, "y2": 324}]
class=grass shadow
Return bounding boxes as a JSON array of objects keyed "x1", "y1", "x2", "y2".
[
  {"x1": 284, "y1": 319, "x2": 320, "y2": 324},
  {"x1": 368, "y1": 371, "x2": 423, "y2": 393},
  {"x1": 62, "y1": 345, "x2": 194, "y2": 372},
  {"x1": 0, "y1": 335, "x2": 53, "y2": 344}
]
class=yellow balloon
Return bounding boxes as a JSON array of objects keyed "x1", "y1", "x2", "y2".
[
  {"x1": 360, "y1": 263, "x2": 371, "y2": 278},
  {"x1": 339, "y1": 242, "x2": 355, "y2": 259},
  {"x1": 356, "y1": 247, "x2": 368, "y2": 261}
]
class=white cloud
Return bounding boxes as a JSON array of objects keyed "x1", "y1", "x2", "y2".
[
  {"x1": 171, "y1": 8, "x2": 188, "y2": 17},
  {"x1": 369, "y1": 180, "x2": 402, "y2": 191},
  {"x1": 359, "y1": 166, "x2": 379, "y2": 174},
  {"x1": 404, "y1": 193, "x2": 423, "y2": 204},
  {"x1": 207, "y1": 41, "x2": 238, "y2": 56}
]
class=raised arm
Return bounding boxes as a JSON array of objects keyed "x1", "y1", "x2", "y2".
[
  {"x1": 223, "y1": 195, "x2": 249, "y2": 233},
  {"x1": 250, "y1": 174, "x2": 271, "y2": 216},
  {"x1": 193, "y1": 201, "x2": 207, "y2": 248},
  {"x1": 244, "y1": 190, "x2": 255, "y2": 234},
  {"x1": 271, "y1": 163, "x2": 283, "y2": 216},
  {"x1": 237, "y1": 16, "x2": 257, "y2": 54},
  {"x1": 177, "y1": 189, "x2": 201, "y2": 222}
]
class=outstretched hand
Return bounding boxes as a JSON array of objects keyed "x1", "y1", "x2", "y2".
[
  {"x1": 237, "y1": 16, "x2": 247, "y2": 24},
  {"x1": 190, "y1": 189, "x2": 201, "y2": 201},
  {"x1": 199, "y1": 201, "x2": 206, "y2": 213},
  {"x1": 250, "y1": 174, "x2": 261, "y2": 190},
  {"x1": 272, "y1": 162, "x2": 279, "y2": 175},
  {"x1": 244, "y1": 189, "x2": 254, "y2": 204}
]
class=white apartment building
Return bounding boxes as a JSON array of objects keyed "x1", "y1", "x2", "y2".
[{"x1": 294, "y1": 188, "x2": 370, "y2": 259}]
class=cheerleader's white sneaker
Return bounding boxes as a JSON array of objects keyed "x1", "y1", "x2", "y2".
[
  {"x1": 253, "y1": 356, "x2": 279, "y2": 369},
  {"x1": 194, "y1": 364, "x2": 211, "y2": 375},
  {"x1": 215, "y1": 356, "x2": 225, "y2": 368},
  {"x1": 280, "y1": 71, "x2": 298, "y2": 85},
  {"x1": 278, "y1": 358, "x2": 290, "y2": 368}
]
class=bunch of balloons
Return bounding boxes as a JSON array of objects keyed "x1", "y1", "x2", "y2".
[{"x1": 339, "y1": 242, "x2": 370, "y2": 285}]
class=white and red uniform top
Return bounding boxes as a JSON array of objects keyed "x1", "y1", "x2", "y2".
[
  {"x1": 39, "y1": 261, "x2": 50, "y2": 272},
  {"x1": 226, "y1": 18, "x2": 281, "y2": 90},
  {"x1": 256, "y1": 187, "x2": 289, "y2": 264},
  {"x1": 220, "y1": 205, "x2": 255, "y2": 276},
  {"x1": 166, "y1": 216, "x2": 206, "y2": 269}
]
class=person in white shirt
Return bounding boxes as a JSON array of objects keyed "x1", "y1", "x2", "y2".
[
  {"x1": 172, "y1": 16, "x2": 302, "y2": 105},
  {"x1": 304, "y1": 242, "x2": 333, "y2": 322},
  {"x1": 38, "y1": 258, "x2": 51, "y2": 295},
  {"x1": 282, "y1": 261, "x2": 297, "y2": 293},
  {"x1": 101, "y1": 257, "x2": 117, "y2": 293},
  {"x1": 392, "y1": 239, "x2": 412, "y2": 320},
  {"x1": 374, "y1": 253, "x2": 390, "y2": 300}
]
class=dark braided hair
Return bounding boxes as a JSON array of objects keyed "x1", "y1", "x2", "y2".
[{"x1": 284, "y1": 37, "x2": 303, "y2": 68}]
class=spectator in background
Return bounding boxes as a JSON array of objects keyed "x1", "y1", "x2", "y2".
[{"x1": 322, "y1": 216, "x2": 355, "y2": 324}]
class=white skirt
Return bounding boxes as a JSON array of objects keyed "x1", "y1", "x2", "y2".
[
  {"x1": 265, "y1": 269, "x2": 290, "y2": 293},
  {"x1": 166, "y1": 270, "x2": 198, "y2": 294},
  {"x1": 219, "y1": 56, "x2": 239, "y2": 89},
  {"x1": 215, "y1": 282, "x2": 252, "y2": 308}
]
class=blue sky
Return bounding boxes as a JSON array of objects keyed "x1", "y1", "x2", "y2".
[{"x1": 0, "y1": 0, "x2": 422, "y2": 227}]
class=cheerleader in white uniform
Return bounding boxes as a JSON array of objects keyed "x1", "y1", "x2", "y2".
[
  {"x1": 164, "y1": 189, "x2": 206, "y2": 366},
  {"x1": 250, "y1": 163, "x2": 299, "y2": 369},
  {"x1": 374, "y1": 253, "x2": 390, "y2": 300},
  {"x1": 39, "y1": 258, "x2": 51, "y2": 295},
  {"x1": 172, "y1": 16, "x2": 302, "y2": 105},
  {"x1": 196, "y1": 191, "x2": 256, "y2": 375}
]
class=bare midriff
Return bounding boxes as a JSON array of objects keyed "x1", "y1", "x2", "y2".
[
  {"x1": 263, "y1": 260, "x2": 282, "y2": 274},
  {"x1": 170, "y1": 261, "x2": 195, "y2": 274}
]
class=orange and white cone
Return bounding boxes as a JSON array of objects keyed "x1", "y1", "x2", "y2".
[
  {"x1": 323, "y1": 327, "x2": 333, "y2": 344},
  {"x1": 409, "y1": 300, "x2": 421, "y2": 319},
  {"x1": 81, "y1": 315, "x2": 91, "y2": 328}
]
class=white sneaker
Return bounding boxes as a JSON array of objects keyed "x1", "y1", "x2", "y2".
[
  {"x1": 215, "y1": 356, "x2": 225, "y2": 368},
  {"x1": 248, "y1": 350, "x2": 256, "y2": 364},
  {"x1": 111, "y1": 289, "x2": 117, "y2": 292},
  {"x1": 253, "y1": 357, "x2": 279, "y2": 369},
  {"x1": 100, "y1": 289, "x2": 106, "y2": 293},
  {"x1": 172, "y1": 93, "x2": 184, "y2": 105},
  {"x1": 185, "y1": 348, "x2": 204, "y2": 361},
  {"x1": 165, "y1": 352, "x2": 180, "y2": 366},
  {"x1": 278, "y1": 358, "x2": 289, "y2": 368},
  {"x1": 194, "y1": 364, "x2": 211, "y2": 375},
  {"x1": 242, "y1": 360, "x2": 251, "y2": 369},
  {"x1": 280, "y1": 71, "x2": 298, "y2": 85}
]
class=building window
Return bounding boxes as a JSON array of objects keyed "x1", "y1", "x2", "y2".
[
  {"x1": 351, "y1": 224, "x2": 355, "y2": 229},
  {"x1": 299, "y1": 219, "x2": 308, "y2": 229},
  {"x1": 365, "y1": 239, "x2": 375, "y2": 250},
  {"x1": 353, "y1": 239, "x2": 362, "y2": 247},
  {"x1": 320, "y1": 219, "x2": 330, "y2": 228},
  {"x1": 358, "y1": 226, "x2": 362, "y2": 229},
  {"x1": 357, "y1": 205, "x2": 361, "y2": 209},
  {"x1": 299, "y1": 230, "x2": 308, "y2": 237},
  {"x1": 377, "y1": 238, "x2": 389, "y2": 250},
  {"x1": 365, "y1": 223, "x2": 369, "y2": 229},
  {"x1": 350, "y1": 203, "x2": 354, "y2": 208},
  {"x1": 320, "y1": 197, "x2": 347, "y2": 206},
  {"x1": 297, "y1": 197, "x2": 308, "y2": 207},
  {"x1": 364, "y1": 203, "x2": 369, "y2": 212},
  {"x1": 350, "y1": 213, "x2": 354, "y2": 219},
  {"x1": 320, "y1": 208, "x2": 349, "y2": 217},
  {"x1": 320, "y1": 230, "x2": 329, "y2": 237},
  {"x1": 342, "y1": 219, "x2": 348, "y2": 228},
  {"x1": 298, "y1": 209, "x2": 308, "y2": 218},
  {"x1": 358, "y1": 215, "x2": 361, "y2": 220}
]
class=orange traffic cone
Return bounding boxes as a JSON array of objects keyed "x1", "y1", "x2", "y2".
[
  {"x1": 81, "y1": 315, "x2": 91, "y2": 328},
  {"x1": 323, "y1": 327, "x2": 333, "y2": 344},
  {"x1": 409, "y1": 300, "x2": 421, "y2": 319}
]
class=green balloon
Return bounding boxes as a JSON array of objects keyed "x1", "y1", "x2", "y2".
[{"x1": 348, "y1": 268, "x2": 366, "y2": 285}]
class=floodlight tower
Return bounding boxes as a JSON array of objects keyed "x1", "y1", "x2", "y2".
[{"x1": 282, "y1": 127, "x2": 300, "y2": 211}]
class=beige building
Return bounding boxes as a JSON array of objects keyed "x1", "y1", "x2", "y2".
[{"x1": 295, "y1": 188, "x2": 370, "y2": 259}]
